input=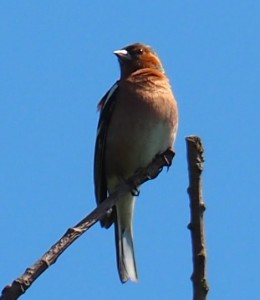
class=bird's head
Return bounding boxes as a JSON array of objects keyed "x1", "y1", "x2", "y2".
[{"x1": 114, "y1": 43, "x2": 165, "y2": 79}]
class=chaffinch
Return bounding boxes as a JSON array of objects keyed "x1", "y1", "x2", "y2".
[{"x1": 94, "y1": 43, "x2": 178, "y2": 283}]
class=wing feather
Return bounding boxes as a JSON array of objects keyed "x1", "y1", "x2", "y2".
[{"x1": 94, "y1": 82, "x2": 119, "y2": 227}]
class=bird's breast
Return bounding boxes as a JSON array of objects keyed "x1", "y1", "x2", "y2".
[{"x1": 105, "y1": 79, "x2": 178, "y2": 190}]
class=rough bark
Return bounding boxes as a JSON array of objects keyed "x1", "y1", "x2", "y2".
[{"x1": 186, "y1": 136, "x2": 209, "y2": 300}]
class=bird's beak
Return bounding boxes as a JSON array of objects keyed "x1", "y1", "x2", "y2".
[{"x1": 113, "y1": 49, "x2": 131, "y2": 61}]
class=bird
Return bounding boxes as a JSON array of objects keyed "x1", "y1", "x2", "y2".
[{"x1": 94, "y1": 43, "x2": 178, "y2": 283}]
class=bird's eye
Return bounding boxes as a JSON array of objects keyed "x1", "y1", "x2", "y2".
[{"x1": 132, "y1": 48, "x2": 143, "y2": 56}]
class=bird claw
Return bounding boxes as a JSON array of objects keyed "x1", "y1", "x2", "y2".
[
  {"x1": 131, "y1": 186, "x2": 140, "y2": 197},
  {"x1": 162, "y1": 148, "x2": 175, "y2": 170},
  {"x1": 163, "y1": 153, "x2": 172, "y2": 168}
]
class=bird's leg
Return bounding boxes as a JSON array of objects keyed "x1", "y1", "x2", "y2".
[
  {"x1": 122, "y1": 175, "x2": 140, "y2": 196},
  {"x1": 131, "y1": 186, "x2": 140, "y2": 197},
  {"x1": 161, "y1": 148, "x2": 175, "y2": 171}
]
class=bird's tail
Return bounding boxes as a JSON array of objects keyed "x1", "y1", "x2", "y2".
[{"x1": 114, "y1": 193, "x2": 138, "y2": 283}]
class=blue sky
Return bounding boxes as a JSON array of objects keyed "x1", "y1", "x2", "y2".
[{"x1": 1, "y1": 1, "x2": 259, "y2": 299}]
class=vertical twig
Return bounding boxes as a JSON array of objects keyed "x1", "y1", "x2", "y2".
[{"x1": 186, "y1": 136, "x2": 209, "y2": 300}]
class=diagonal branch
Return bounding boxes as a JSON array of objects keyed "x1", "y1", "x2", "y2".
[
  {"x1": 186, "y1": 136, "x2": 209, "y2": 300},
  {"x1": 0, "y1": 148, "x2": 175, "y2": 300}
]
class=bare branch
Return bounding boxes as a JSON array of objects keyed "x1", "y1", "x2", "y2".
[
  {"x1": 186, "y1": 136, "x2": 209, "y2": 300},
  {"x1": 1, "y1": 148, "x2": 175, "y2": 300}
]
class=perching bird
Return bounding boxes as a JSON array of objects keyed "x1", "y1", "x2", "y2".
[{"x1": 94, "y1": 43, "x2": 178, "y2": 283}]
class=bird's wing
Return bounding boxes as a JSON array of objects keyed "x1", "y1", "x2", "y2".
[{"x1": 94, "y1": 81, "x2": 119, "y2": 209}]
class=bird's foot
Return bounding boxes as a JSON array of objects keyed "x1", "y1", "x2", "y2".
[
  {"x1": 131, "y1": 185, "x2": 140, "y2": 197},
  {"x1": 161, "y1": 148, "x2": 175, "y2": 171}
]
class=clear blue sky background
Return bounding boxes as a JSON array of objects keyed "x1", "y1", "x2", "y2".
[{"x1": 1, "y1": 1, "x2": 259, "y2": 299}]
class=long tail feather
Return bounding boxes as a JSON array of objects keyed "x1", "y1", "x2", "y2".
[{"x1": 114, "y1": 193, "x2": 138, "y2": 283}]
